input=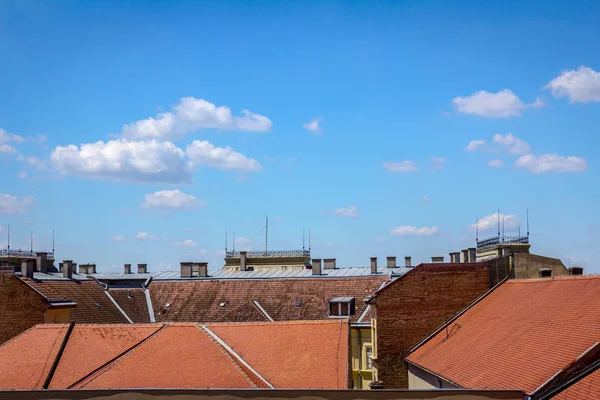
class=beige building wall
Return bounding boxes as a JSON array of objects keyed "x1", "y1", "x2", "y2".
[
  {"x1": 407, "y1": 364, "x2": 459, "y2": 390},
  {"x1": 350, "y1": 327, "x2": 374, "y2": 389},
  {"x1": 512, "y1": 253, "x2": 569, "y2": 279}
]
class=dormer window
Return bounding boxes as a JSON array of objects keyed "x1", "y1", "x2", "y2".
[{"x1": 328, "y1": 297, "x2": 355, "y2": 317}]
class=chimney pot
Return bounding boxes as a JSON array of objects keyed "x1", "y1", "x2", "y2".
[
  {"x1": 468, "y1": 248, "x2": 477, "y2": 262},
  {"x1": 240, "y1": 251, "x2": 247, "y2": 271},
  {"x1": 62, "y1": 260, "x2": 73, "y2": 279},
  {"x1": 386, "y1": 256, "x2": 396, "y2": 268},
  {"x1": 35, "y1": 252, "x2": 48, "y2": 273},
  {"x1": 197, "y1": 262, "x2": 208, "y2": 277},
  {"x1": 180, "y1": 262, "x2": 193, "y2": 278},
  {"x1": 370, "y1": 257, "x2": 378, "y2": 274},
  {"x1": 461, "y1": 249, "x2": 469, "y2": 263},
  {"x1": 21, "y1": 259, "x2": 35, "y2": 279},
  {"x1": 137, "y1": 264, "x2": 147, "y2": 274},
  {"x1": 449, "y1": 252, "x2": 461, "y2": 263},
  {"x1": 431, "y1": 256, "x2": 444, "y2": 263},
  {"x1": 323, "y1": 258, "x2": 336, "y2": 269},
  {"x1": 404, "y1": 256, "x2": 412, "y2": 267},
  {"x1": 311, "y1": 259, "x2": 322, "y2": 275}
]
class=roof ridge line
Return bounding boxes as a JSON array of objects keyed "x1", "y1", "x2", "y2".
[
  {"x1": 200, "y1": 324, "x2": 274, "y2": 389},
  {"x1": 67, "y1": 324, "x2": 166, "y2": 389},
  {"x1": 251, "y1": 300, "x2": 274, "y2": 322}
]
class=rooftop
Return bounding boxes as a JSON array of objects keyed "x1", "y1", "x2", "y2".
[{"x1": 406, "y1": 275, "x2": 600, "y2": 394}]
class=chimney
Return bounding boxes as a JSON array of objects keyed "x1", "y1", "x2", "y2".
[
  {"x1": 240, "y1": 251, "x2": 247, "y2": 271},
  {"x1": 404, "y1": 256, "x2": 412, "y2": 267},
  {"x1": 370, "y1": 257, "x2": 378, "y2": 274},
  {"x1": 90, "y1": 264, "x2": 96, "y2": 274},
  {"x1": 461, "y1": 249, "x2": 469, "y2": 263},
  {"x1": 36, "y1": 252, "x2": 48, "y2": 273},
  {"x1": 323, "y1": 258, "x2": 336, "y2": 269},
  {"x1": 312, "y1": 259, "x2": 322, "y2": 275},
  {"x1": 431, "y1": 256, "x2": 444, "y2": 263},
  {"x1": 570, "y1": 266, "x2": 584, "y2": 276},
  {"x1": 62, "y1": 260, "x2": 73, "y2": 279},
  {"x1": 124, "y1": 264, "x2": 131, "y2": 274},
  {"x1": 21, "y1": 259, "x2": 35, "y2": 279},
  {"x1": 386, "y1": 256, "x2": 396, "y2": 268},
  {"x1": 468, "y1": 248, "x2": 477, "y2": 262},
  {"x1": 137, "y1": 264, "x2": 147, "y2": 274},
  {"x1": 449, "y1": 252, "x2": 461, "y2": 263},
  {"x1": 197, "y1": 262, "x2": 208, "y2": 277},
  {"x1": 180, "y1": 262, "x2": 193, "y2": 278}
]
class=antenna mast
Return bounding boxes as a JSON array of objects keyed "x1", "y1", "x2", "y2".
[
  {"x1": 30, "y1": 230, "x2": 33, "y2": 252},
  {"x1": 476, "y1": 218, "x2": 479, "y2": 243},
  {"x1": 309, "y1": 229, "x2": 311, "y2": 252},
  {"x1": 7, "y1": 224, "x2": 10, "y2": 251},
  {"x1": 52, "y1": 229, "x2": 55, "y2": 255},
  {"x1": 497, "y1": 208, "x2": 501, "y2": 239},
  {"x1": 233, "y1": 232, "x2": 235, "y2": 253},
  {"x1": 303, "y1": 228, "x2": 305, "y2": 251},
  {"x1": 265, "y1": 215, "x2": 268, "y2": 255},
  {"x1": 225, "y1": 230, "x2": 228, "y2": 253},
  {"x1": 526, "y1": 209, "x2": 530, "y2": 238}
]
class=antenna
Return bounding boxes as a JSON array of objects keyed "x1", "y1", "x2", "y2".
[
  {"x1": 497, "y1": 208, "x2": 501, "y2": 238},
  {"x1": 225, "y1": 230, "x2": 228, "y2": 253},
  {"x1": 233, "y1": 232, "x2": 235, "y2": 253},
  {"x1": 265, "y1": 214, "x2": 268, "y2": 255},
  {"x1": 526, "y1": 209, "x2": 530, "y2": 237},
  {"x1": 476, "y1": 218, "x2": 479, "y2": 243},
  {"x1": 308, "y1": 229, "x2": 311, "y2": 252},
  {"x1": 7, "y1": 224, "x2": 10, "y2": 251},
  {"x1": 518, "y1": 225, "x2": 521, "y2": 237},
  {"x1": 303, "y1": 228, "x2": 305, "y2": 251},
  {"x1": 52, "y1": 229, "x2": 55, "y2": 255},
  {"x1": 502, "y1": 217, "x2": 505, "y2": 237},
  {"x1": 30, "y1": 230, "x2": 33, "y2": 252}
]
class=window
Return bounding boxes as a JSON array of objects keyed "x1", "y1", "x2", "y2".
[
  {"x1": 328, "y1": 297, "x2": 355, "y2": 317},
  {"x1": 365, "y1": 346, "x2": 373, "y2": 370},
  {"x1": 539, "y1": 268, "x2": 552, "y2": 278}
]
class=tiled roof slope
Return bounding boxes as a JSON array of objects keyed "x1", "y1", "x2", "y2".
[
  {"x1": 19, "y1": 277, "x2": 71, "y2": 303},
  {"x1": 553, "y1": 368, "x2": 600, "y2": 400},
  {"x1": 209, "y1": 320, "x2": 349, "y2": 389},
  {"x1": 148, "y1": 277, "x2": 387, "y2": 323},
  {"x1": 107, "y1": 288, "x2": 151, "y2": 323},
  {"x1": 406, "y1": 276, "x2": 600, "y2": 394},
  {"x1": 40, "y1": 281, "x2": 129, "y2": 324},
  {"x1": 0, "y1": 321, "x2": 350, "y2": 389}
]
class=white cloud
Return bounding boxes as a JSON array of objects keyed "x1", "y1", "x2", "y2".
[
  {"x1": 487, "y1": 159, "x2": 504, "y2": 168},
  {"x1": 110, "y1": 235, "x2": 125, "y2": 241},
  {"x1": 136, "y1": 232, "x2": 158, "y2": 240},
  {"x1": 422, "y1": 196, "x2": 431, "y2": 202},
  {"x1": 0, "y1": 128, "x2": 24, "y2": 145},
  {"x1": 332, "y1": 205, "x2": 359, "y2": 218},
  {"x1": 465, "y1": 140, "x2": 486, "y2": 152},
  {"x1": 186, "y1": 140, "x2": 261, "y2": 172},
  {"x1": 430, "y1": 157, "x2": 446, "y2": 170},
  {"x1": 120, "y1": 97, "x2": 272, "y2": 140},
  {"x1": 389, "y1": 225, "x2": 439, "y2": 236},
  {"x1": 0, "y1": 194, "x2": 36, "y2": 215},
  {"x1": 515, "y1": 154, "x2": 588, "y2": 173},
  {"x1": 234, "y1": 236, "x2": 251, "y2": 246},
  {"x1": 383, "y1": 161, "x2": 419, "y2": 173},
  {"x1": 453, "y1": 89, "x2": 544, "y2": 118},
  {"x1": 492, "y1": 133, "x2": 531, "y2": 155},
  {"x1": 470, "y1": 212, "x2": 519, "y2": 232},
  {"x1": 0, "y1": 144, "x2": 17, "y2": 154},
  {"x1": 17, "y1": 171, "x2": 27, "y2": 178},
  {"x1": 142, "y1": 189, "x2": 205, "y2": 209},
  {"x1": 51, "y1": 139, "x2": 191, "y2": 183},
  {"x1": 173, "y1": 239, "x2": 198, "y2": 248},
  {"x1": 544, "y1": 66, "x2": 600, "y2": 103},
  {"x1": 303, "y1": 118, "x2": 324, "y2": 134},
  {"x1": 375, "y1": 237, "x2": 385, "y2": 243}
]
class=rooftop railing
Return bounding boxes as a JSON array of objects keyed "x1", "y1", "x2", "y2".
[
  {"x1": 225, "y1": 249, "x2": 311, "y2": 258},
  {"x1": 0, "y1": 249, "x2": 55, "y2": 259},
  {"x1": 477, "y1": 236, "x2": 529, "y2": 250}
]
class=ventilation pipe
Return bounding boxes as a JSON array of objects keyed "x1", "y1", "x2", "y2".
[
  {"x1": 404, "y1": 256, "x2": 412, "y2": 267},
  {"x1": 386, "y1": 256, "x2": 396, "y2": 268},
  {"x1": 240, "y1": 251, "x2": 247, "y2": 271},
  {"x1": 370, "y1": 257, "x2": 378, "y2": 274},
  {"x1": 312, "y1": 259, "x2": 322, "y2": 275}
]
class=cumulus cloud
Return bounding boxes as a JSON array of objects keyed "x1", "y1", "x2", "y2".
[
  {"x1": 389, "y1": 225, "x2": 439, "y2": 236},
  {"x1": 0, "y1": 128, "x2": 24, "y2": 145},
  {"x1": 136, "y1": 232, "x2": 158, "y2": 240},
  {"x1": 142, "y1": 189, "x2": 206, "y2": 209},
  {"x1": 186, "y1": 140, "x2": 261, "y2": 172},
  {"x1": 487, "y1": 159, "x2": 504, "y2": 168},
  {"x1": 332, "y1": 205, "x2": 359, "y2": 218},
  {"x1": 110, "y1": 235, "x2": 125, "y2": 241},
  {"x1": 465, "y1": 140, "x2": 486, "y2": 152},
  {"x1": 492, "y1": 133, "x2": 531, "y2": 155},
  {"x1": 0, "y1": 144, "x2": 17, "y2": 154},
  {"x1": 303, "y1": 118, "x2": 324, "y2": 134},
  {"x1": 0, "y1": 194, "x2": 36, "y2": 215},
  {"x1": 51, "y1": 139, "x2": 191, "y2": 183},
  {"x1": 470, "y1": 212, "x2": 519, "y2": 232},
  {"x1": 430, "y1": 157, "x2": 446, "y2": 170},
  {"x1": 173, "y1": 239, "x2": 198, "y2": 248},
  {"x1": 383, "y1": 160, "x2": 419, "y2": 173},
  {"x1": 544, "y1": 66, "x2": 600, "y2": 103},
  {"x1": 120, "y1": 97, "x2": 272, "y2": 140},
  {"x1": 515, "y1": 154, "x2": 588, "y2": 173},
  {"x1": 453, "y1": 89, "x2": 544, "y2": 118}
]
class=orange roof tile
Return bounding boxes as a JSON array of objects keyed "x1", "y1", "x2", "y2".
[
  {"x1": 553, "y1": 368, "x2": 600, "y2": 400},
  {"x1": 0, "y1": 325, "x2": 68, "y2": 390},
  {"x1": 207, "y1": 320, "x2": 349, "y2": 389},
  {"x1": 406, "y1": 276, "x2": 600, "y2": 394},
  {"x1": 19, "y1": 277, "x2": 71, "y2": 304}
]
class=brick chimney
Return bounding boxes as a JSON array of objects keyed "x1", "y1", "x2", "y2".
[
  {"x1": 312, "y1": 259, "x2": 322, "y2": 275},
  {"x1": 404, "y1": 256, "x2": 412, "y2": 267},
  {"x1": 461, "y1": 249, "x2": 469, "y2": 263},
  {"x1": 35, "y1": 252, "x2": 48, "y2": 273},
  {"x1": 124, "y1": 264, "x2": 131, "y2": 274},
  {"x1": 370, "y1": 257, "x2": 378, "y2": 274},
  {"x1": 62, "y1": 260, "x2": 73, "y2": 279},
  {"x1": 137, "y1": 264, "x2": 147, "y2": 274},
  {"x1": 323, "y1": 258, "x2": 336, "y2": 269},
  {"x1": 240, "y1": 251, "x2": 247, "y2": 271},
  {"x1": 196, "y1": 262, "x2": 208, "y2": 277},
  {"x1": 180, "y1": 262, "x2": 193, "y2": 278},
  {"x1": 386, "y1": 256, "x2": 396, "y2": 268},
  {"x1": 21, "y1": 259, "x2": 35, "y2": 279},
  {"x1": 468, "y1": 248, "x2": 477, "y2": 262}
]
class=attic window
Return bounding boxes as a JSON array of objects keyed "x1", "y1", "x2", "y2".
[
  {"x1": 295, "y1": 301, "x2": 302, "y2": 307},
  {"x1": 94, "y1": 303, "x2": 101, "y2": 309},
  {"x1": 219, "y1": 302, "x2": 227, "y2": 307},
  {"x1": 328, "y1": 297, "x2": 355, "y2": 317},
  {"x1": 539, "y1": 268, "x2": 552, "y2": 278}
]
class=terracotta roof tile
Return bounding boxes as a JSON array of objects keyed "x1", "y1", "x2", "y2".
[
  {"x1": 107, "y1": 288, "x2": 151, "y2": 323},
  {"x1": 147, "y1": 277, "x2": 385, "y2": 323},
  {"x1": 406, "y1": 276, "x2": 600, "y2": 394},
  {"x1": 553, "y1": 368, "x2": 600, "y2": 400},
  {"x1": 19, "y1": 277, "x2": 70, "y2": 303},
  {"x1": 0, "y1": 325, "x2": 68, "y2": 390}
]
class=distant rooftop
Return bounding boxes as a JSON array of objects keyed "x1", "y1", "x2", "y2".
[
  {"x1": 225, "y1": 249, "x2": 311, "y2": 258},
  {"x1": 476, "y1": 235, "x2": 529, "y2": 250}
]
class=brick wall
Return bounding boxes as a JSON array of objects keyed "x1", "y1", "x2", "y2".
[
  {"x1": 0, "y1": 274, "x2": 46, "y2": 344},
  {"x1": 372, "y1": 262, "x2": 490, "y2": 389}
]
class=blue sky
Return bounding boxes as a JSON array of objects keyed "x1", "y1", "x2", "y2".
[{"x1": 1, "y1": 0, "x2": 599, "y2": 273}]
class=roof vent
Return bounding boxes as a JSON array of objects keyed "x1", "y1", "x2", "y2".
[
  {"x1": 219, "y1": 302, "x2": 227, "y2": 307},
  {"x1": 127, "y1": 290, "x2": 132, "y2": 299},
  {"x1": 94, "y1": 303, "x2": 101, "y2": 309},
  {"x1": 295, "y1": 301, "x2": 302, "y2": 307}
]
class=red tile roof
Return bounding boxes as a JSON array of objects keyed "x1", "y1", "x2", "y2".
[
  {"x1": 0, "y1": 321, "x2": 350, "y2": 390},
  {"x1": 107, "y1": 288, "x2": 151, "y2": 323},
  {"x1": 406, "y1": 276, "x2": 600, "y2": 394},
  {"x1": 553, "y1": 369, "x2": 600, "y2": 400},
  {"x1": 19, "y1": 277, "x2": 71, "y2": 304},
  {"x1": 147, "y1": 277, "x2": 386, "y2": 324}
]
